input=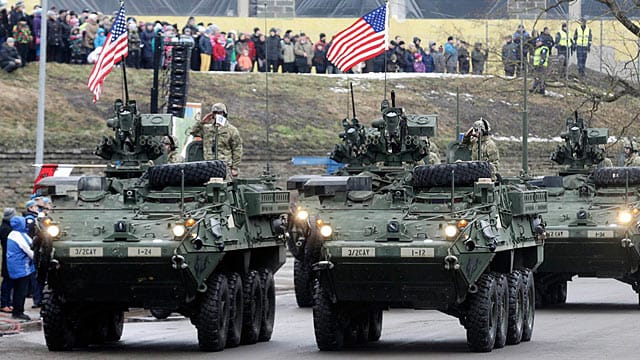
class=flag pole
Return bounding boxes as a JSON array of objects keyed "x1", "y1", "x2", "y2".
[
  {"x1": 383, "y1": 0, "x2": 389, "y2": 100},
  {"x1": 121, "y1": 56, "x2": 129, "y2": 104},
  {"x1": 264, "y1": 2, "x2": 271, "y2": 174}
]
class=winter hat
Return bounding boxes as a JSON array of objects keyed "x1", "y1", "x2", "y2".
[
  {"x1": 414, "y1": 52, "x2": 421, "y2": 59},
  {"x1": 26, "y1": 200, "x2": 37, "y2": 209},
  {"x1": 413, "y1": 36, "x2": 421, "y2": 43},
  {"x1": 3, "y1": 208, "x2": 16, "y2": 221},
  {"x1": 6, "y1": 37, "x2": 14, "y2": 44},
  {"x1": 429, "y1": 40, "x2": 436, "y2": 47}
]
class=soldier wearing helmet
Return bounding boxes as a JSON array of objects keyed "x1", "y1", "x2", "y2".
[
  {"x1": 462, "y1": 117, "x2": 500, "y2": 175},
  {"x1": 190, "y1": 103, "x2": 243, "y2": 177},
  {"x1": 623, "y1": 139, "x2": 640, "y2": 167},
  {"x1": 162, "y1": 135, "x2": 184, "y2": 163}
]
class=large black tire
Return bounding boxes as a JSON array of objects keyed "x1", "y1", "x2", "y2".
[
  {"x1": 241, "y1": 270, "x2": 263, "y2": 345},
  {"x1": 294, "y1": 258, "x2": 314, "y2": 308},
  {"x1": 150, "y1": 308, "x2": 172, "y2": 320},
  {"x1": 225, "y1": 272, "x2": 244, "y2": 348},
  {"x1": 106, "y1": 310, "x2": 124, "y2": 342},
  {"x1": 493, "y1": 273, "x2": 509, "y2": 349},
  {"x1": 313, "y1": 278, "x2": 344, "y2": 351},
  {"x1": 591, "y1": 167, "x2": 640, "y2": 187},
  {"x1": 148, "y1": 160, "x2": 227, "y2": 188},
  {"x1": 41, "y1": 289, "x2": 75, "y2": 351},
  {"x1": 466, "y1": 273, "x2": 499, "y2": 352},
  {"x1": 542, "y1": 280, "x2": 567, "y2": 307},
  {"x1": 258, "y1": 269, "x2": 276, "y2": 342},
  {"x1": 413, "y1": 161, "x2": 492, "y2": 188},
  {"x1": 368, "y1": 309, "x2": 383, "y2": 342},
  {"x1": 506, "y1": 271, "x2": 525, "y2": 345},
  {"x1": 520, "y1": 269, "x2": 535, "y2": 342},
  {"x1": 196, "y1": 273, "x2": 230, "y2": 352}
]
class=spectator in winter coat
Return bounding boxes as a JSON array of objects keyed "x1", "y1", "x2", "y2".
[
  {"x1": 57, "y1": 10, "x2": 71, "y2": 63},
  {"x1": 430, "y1": 41, "x2": 445, "y2": 73},
  {"x1": 69, "y1": 26, "x2": 83, "y2": 64},
  {"x1": 413, "y1": 52, "x2": 425, "y2": 73},
  {"x1": 224, "y1": 33, "x2": 236, "y2": 71},
  {"x1": 0, "y1": 208, "x2": 16, "y2": 313},
  {"x1": 265, "y1": 28, "x2": 281, "y2": 72},
  {"x1": 198, "y1": 28, "x2": 212, "y2": 72},
  {"x1": 395, "y1": 41, "x2": 408, "y2": 72},
  {"x1": 502, "y1": 35, "x2": 518, "y2": 77},
  {"x1": 457, "y1": 41, "x2": 470, "y2": 74},
  {"x1": 423, "y1": 48, "x2": 435, "y2": 73},
  {"x1": 254, "y1": 33, "x2": 266, "y2": 72},
  {"x1": 6, "y1": 216, "x2": 35, "y2": 320},
  {"x1": 281, "y1": 35, "x2": 295, "y2": 73},
  {"x1": 82, "y1": 14, "x2": 98, "y2": 58},
  {"x1": 8, "y1": 1, "x2": 27, "y2": 28},
  {"x1": 46, "y1": 10, "x2": 62, "y2": 62},
  {"x1": 403, "y1": 43, "x2": 416, "y2": 72},
  {"x1": 312, "y1": 33, "x2": 327, "y2": 74},
  {"x1": 237, "y1": 48, "x2": 252, "y2": 72},
  {"x1": 0, "y1": 4, "x2": 9, "y2": 45},
  {"x1": 94, "y1": 27, "x2": 106, "y2": 49},
  {"x1": 140, "y1": 22, "x2": 155, "y2": 68},
  {"x1": 211, "y1": 33, "x2": 226, "y2": 71},
  {"x1": 444, "y1": 36, "x2": 457, "y2": 73},
  {"x1": 293, "y1": 33, "x2": 313, "y2": 73},
  {"x1": 471, "y1": 42, "x2": 488, "y2": 75},
  {"x1": 0, "y1": 37, "x2": 21, "y2": 72},
  {"x1": 12, "y1": 20, "x2": 30, "y2": 66},
  {"x1": 127, "y1": 21, "x2": 141, "y2": 68}
]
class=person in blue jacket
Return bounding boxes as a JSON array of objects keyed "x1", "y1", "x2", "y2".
[{"x1": 6, "y1": 216, "x2": 34, "y2": 320}]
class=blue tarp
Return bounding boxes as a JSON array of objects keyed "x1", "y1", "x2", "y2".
[{"x1": 291, "y1": 156, "x2": 344, "y2": 175}]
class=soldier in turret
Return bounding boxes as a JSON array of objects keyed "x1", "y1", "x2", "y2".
[
  {"x1": 162, "y1": 135, "x2": 184, "y2": 164},
  {"x1": 624, "y1": 139, "x2": 640, "y2": 167},
  {"x1": 191, "y1": 103, "x2": 243, "y2": 177},
  {"x1": 462, "y1": 118, "x2": 500, "y2": 175}
]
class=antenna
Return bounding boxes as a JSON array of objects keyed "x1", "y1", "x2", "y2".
[
  {"x1": 121, "y1": 56, "x2": 130, "y2": 104},
  {"x1": 390, "y1": 89, "x2": 396, "y2": 107},
  {"x1": 264, "y1": 2, "x2": 271, "y2": 174},
  {"x1": 346, "y1": 81, "x2": 350, "y2": 119},
  {"x1": 350, "y1": 82, "x2": 357, "y2": 120}
]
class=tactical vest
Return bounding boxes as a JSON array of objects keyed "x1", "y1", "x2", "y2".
[
  {"x1": 533, "y1": 46, "x2": 549, "y2": 67},
  {"x1": 575, "y1": 26, "x2": 591, "y2": 47}
]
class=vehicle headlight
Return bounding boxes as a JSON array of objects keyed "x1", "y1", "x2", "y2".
[
  {"x1": 172, "y1": 224, "x2": 187, "y2": 237},
  {"x1": 444, "y1": 224, "x2": 458, "y2": 238},
  {"x1": 46, "y1": 225, "x2": 60, "y2": 238},
  {"x1": 295, "y1": 209, "x2": 309, "y2": 222},
  {"x1": 618, "y1": 210, "x2": 633, "y2": 224},
  {"x1": 319, "y1": 224, "x2": 333, "y2": 238}
]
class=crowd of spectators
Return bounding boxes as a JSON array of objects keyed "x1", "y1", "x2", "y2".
[{"x1": 0, "y1": 1, "x2": 582, "y2": 76}]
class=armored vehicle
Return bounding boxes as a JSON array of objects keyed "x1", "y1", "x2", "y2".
[
  {"x1": 34, "y1": 99, "x2": 289, "y2": 351},
  {"x1": 530, "y1": 113, "x2": 640, "y2": 306},
  {"x1": 289, "y1": 94, "x2": 548, "y2": 352}
]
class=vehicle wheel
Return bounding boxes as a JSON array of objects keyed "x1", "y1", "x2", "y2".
[
  {"x1": 225, "y1": 272, "x2": 243, "y2": 348},
  {"x1": 241, "y1": 270, "x2": 263, "y2": 345},
  {"x1": 506, "y1": 270, "x2": 524, "y2": 345},
  {"x1": 413, "y1": 161, "x2": 492, "y2": 188},
  {"x1": 534, "y1": 279, "x2": 545, "y2": 308},
  {"x1": 493, "y1": 273, "x2": 509, "y2": 349},
  {"x1": 368, "y1": 309, "x2": 383, "y2": 342},
  {"x1": 355, "y1": 312, "x2": 370, "y2": 344},
  {"x1": 106, "y1": 310, "x2": 124, "y2": 342},
  {"x1": 466, "y1": 273, "x2": 499, "y2": 352},
  {"x1": 150, "y1": 308, "x2": 172, "y2": 320},
  {"x1": 148, "y1": 160, "x2": 227, "y2": 188},
  {"x1": 520, "y1": 269, "x2": 535, "y2": 342},
  {"x1": 313, "y1": 278, "x2": 344, "y2": 351},
  {"x1": 41, "y1": 289, "x2": 75, "y2": 351},
  {"x1": 258, "y1": 268, "x2": 276, "y2": 342},
  {"x1": 591, "y1": 167, "x2": 640, "y2": 186},
  {"x1": 196, "y1": 273, "x2": 230, "y2": 352},
  {"x1": 294, "y1": 258, "x2": 313, "y2": 308},
  {"x1": 555, "y1": 281, "x2": 567, "y2": 305}
]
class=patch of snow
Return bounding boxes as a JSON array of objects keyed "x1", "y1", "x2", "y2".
[
  {"x1": 329, "y1": 87, "x2": 349, "y2": 93},
  {"x1": 499, "y1": 100, "x2": 512, "y2": 106},
  {"x1": 488, "y1": 99, "x2": 495, "y2": 103},
  {"x1": 545, "y1": 90, "x2": 564, "y2": 98},
  {"x1": 395, "y1": 84, "x2": 406, "y2": 89}
]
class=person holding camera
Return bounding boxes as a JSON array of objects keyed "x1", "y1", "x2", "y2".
[{"x1": 462, "y1": 118, "x2": 500, "y2": 175}]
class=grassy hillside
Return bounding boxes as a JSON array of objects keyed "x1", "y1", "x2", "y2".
[{"x1": 1, "y1": 63, "x2": 639, "y2": 156}]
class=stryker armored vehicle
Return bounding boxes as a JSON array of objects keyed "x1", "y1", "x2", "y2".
[
  {"x1": 286, "y1": 91, "x2": 435, "y2": 307},
  {"x1": 289, "y1": 93, "x2": 548, "y2": 352},
  {"x1": 530, "y1": 113, "x2": 640, "y2": 306},
  {"x1": 34, "y1": 99, "x2": 289, "y2": 351}
]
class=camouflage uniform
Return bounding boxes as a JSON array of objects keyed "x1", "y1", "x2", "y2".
[
  {"x1": 598, "y1": 158, "x2": 613, "y2": 168},
  {"x1": 167, "y1": 151, "x2": 184, "y2": 164},
  {"x1": 428, "y1": 152, "x2": 441, "y2": 165},
  {"x1": 191, "y1": 118, "x2": 243, "y2": 170},
  {"x1": 625, "y1": 153, "x2": 640, "y2": 167},
  {"x1": 469, "y1": 136, "x2": 500, "y2": 174}
]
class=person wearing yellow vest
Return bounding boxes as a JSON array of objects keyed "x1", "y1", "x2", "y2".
[
  {"x1": 573, "y1": 18, "x2": 592, "y2": 76},
  {"x1": 530, "y1": 38, "x2": 549, "y2": 95},
  {"x1": 555, "y1": 23, "x2": 573, "y2": 69}
]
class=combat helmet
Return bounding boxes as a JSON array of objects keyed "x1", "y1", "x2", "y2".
[
  {"x1": 211, "y1": 103, "x2": 228, "y2": 116},
  {"x1": 624, "y1": 138, "x2": 639, "y2": 153},
  {"x1": 162, "y1": 135, "x2": 179, "y2": 150},
  {"x1": 473, "y1": 117, "x2": 491, "y2": 136}
]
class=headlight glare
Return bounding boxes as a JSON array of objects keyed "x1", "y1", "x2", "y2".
[
  {"x1": 319, "y1": 224, "x2": 333, "y2": 238},
  {"x1": 295, "y1": 210, "x2": 309, "y2": 222},
  {"x1": 46, "y1": 225, "x2": 60, "y2": 238},
  {"x1": 172, "y1": 224, "x2": 187, "y2": 237},
  {"x1": 444, "y1": 224, "x2": 458, "y2": 238},
  {"x1": 618, "y1": 211, "x2": 633, "y2": 224}
]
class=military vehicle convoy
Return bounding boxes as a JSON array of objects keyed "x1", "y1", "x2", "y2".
[
  {"x1": 34, "y1": 99, "x2": 289, "y2": 351},
  {"x1": 530, "y1": 114, "x2": 640, "y2": 306},
  {"x1": 289, "y1": 94, "x2": 548, "y2": 352}
]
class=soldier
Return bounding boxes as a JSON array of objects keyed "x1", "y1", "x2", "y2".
[
  {"x1": 162, "y1": 135, "x2": 184, "y2": 164},
  {"x1": 623, "y1": 139, "x2": 640, "y2": 167},
  {"x1": 428, "y1": 141, "x2": 441, "y2": 165},
  {"x1": 462, "y1": 118, "x2": 500, "y2": 175},
  {"x1": 191, "y1": 103, "x2": 243, "y2": 177}
]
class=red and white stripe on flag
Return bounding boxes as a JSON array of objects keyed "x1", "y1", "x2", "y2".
[
  {"x1": 327, "y1": 3, "x2": 388, "y2": 73},
  {"x1": 33, "y1": 164, "x2": 74, "y2": 192},
  {"x1": 87, "y1": 3, "x2": 129, "y2": 103}
]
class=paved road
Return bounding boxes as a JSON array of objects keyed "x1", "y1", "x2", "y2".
[{"x1": 2, "y1": 259, "x2": 640, "y2": 359}]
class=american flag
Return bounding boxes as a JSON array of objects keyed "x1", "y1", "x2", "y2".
[
  {"x1": 87, "y1": 3, "x2": 128, "y2": 103},
  {"x1": 327, "y1": 3, "x2": 388, "y2": 73}
]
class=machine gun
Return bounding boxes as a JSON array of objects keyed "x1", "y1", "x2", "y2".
[
  {"x1": 550, "y1": 111, "x2": 608, "y2": 175},
  {"x1": 95, "y1": 99, "x2": 173, "y2": 177},
  {"x1": 330, "y1": 90, "x2": 437, "y2": 168}
]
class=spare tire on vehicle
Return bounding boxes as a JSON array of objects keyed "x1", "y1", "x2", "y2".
[
  {"x1": 148, "y1": 160, "x2": 227, "y2": 188},
  {"x1": 591, "y1": 167, "x2": 640, "y2": 187},
  {"x1": 413, "y1": 161, "x2": 492, "y2": 188}
]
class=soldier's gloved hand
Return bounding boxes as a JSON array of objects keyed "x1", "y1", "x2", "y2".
[{"x1": 231, "y1": 168, "x2": 239, "y2": 177}]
